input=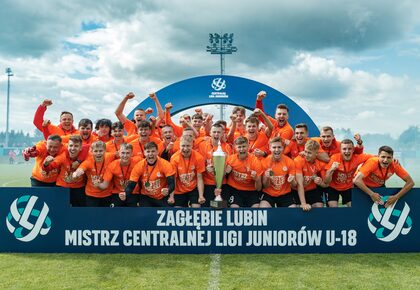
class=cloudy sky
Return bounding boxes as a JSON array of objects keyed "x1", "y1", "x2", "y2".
[{"x1": 1, "y1": 0, "x2": 419, "y2": 138}]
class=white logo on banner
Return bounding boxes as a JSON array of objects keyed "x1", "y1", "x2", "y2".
[
  {"x1": 6, "y1": 195, "x2": 52, "y2": 242},
  {"x1": 211, "y1": 78, "x2": 226, "y2": 91},
  {"x1": 367, "y1": 197, "x2": 412, "y2": 242}
]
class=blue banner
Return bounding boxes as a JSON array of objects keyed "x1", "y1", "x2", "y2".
[
  {"x1": 0, "y1": 187, "x2": 418, "y2": 254},
  {"x1": 128, "y1": 75, "x2": 320, "y2": 136}
]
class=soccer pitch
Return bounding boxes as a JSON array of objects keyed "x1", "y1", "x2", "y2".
[{"x1": 1, "y1": 164, "x2": 419, "y2": 289}]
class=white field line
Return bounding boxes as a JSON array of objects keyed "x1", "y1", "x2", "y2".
[
  {"x1": 1, "y1": 179, "x2": 25, "y2": 187},
  {"x1": 207, "y1": 254, "x2": 221, "y2": 290}
]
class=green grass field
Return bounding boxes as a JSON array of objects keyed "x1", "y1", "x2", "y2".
[{"x1": 0, "y1": 163, "x2": 419, "y2": 289}]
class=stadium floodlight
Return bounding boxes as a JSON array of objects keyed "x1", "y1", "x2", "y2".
[
  {"x1": 206, "y1": 33, "x2": 238, "y2": 120},
  {"x1": 206, "y1": 33, "x2": 238, "y2": 74},
  {"x1": 5, "y1": 67, "x2": 13, "y2": 148}
]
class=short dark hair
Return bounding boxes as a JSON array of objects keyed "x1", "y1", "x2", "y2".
[
  {"x1": 95, "y1": 119, "x2": 112, "y2": 130},
  {"x1": 69, "y1": 135, "x2": 82, "y2": 145},
  {"x1": 232, "y1": 106, "x2": 246, "y2": 115},
  {"x1": 47, "y1": 134, "x2": 62, "y2": 143},
  {"x1": 295, "y1": 123, "x2": 308, "y2": 131},
  {"x1": 137, "y1": 120, "x2": 151, "y2": 129},
  {"x1": 192, "y1": 114, "x2": 203, "y2": 120},
  {"x1": 321, "y1": 126, "x2": 334, "y2": 134},
  {"x1": 234, "y1": 136, "x2": 248, "y2": 145},
  {"x1": 341, "y1": 139, "x2": 354, "y2": 146},
  {"x1": 145, "y1": 141, "x2": 158, "y2": 150},
  {"x1": 378, "y1": 146, "x2": 394, "y2": 156},
  {"x1": 276, "y1": 104, "x2": 289, "y2": 112},
  {"x1": 60, "y1": 111, "x2": 73, "y2": 118},
  {"x1": 78, "y1": 118, "x2": 93, "y2": 128},
  {"x1": 111, "y1": 121, "x2": 124, "y2": 131},
  {"x1": 245, "y1": 116, "x2": 259, "y2": 125}
]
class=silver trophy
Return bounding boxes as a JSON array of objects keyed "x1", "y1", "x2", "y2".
[{"x1": 210, "y1": 142, "x2": 228, "y2": 209}]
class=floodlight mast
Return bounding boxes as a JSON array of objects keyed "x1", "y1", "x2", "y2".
[
  {"x1": 206, "y1": 33, "x2": 238, "y2": 120},
  {"x1": 5, "y1": 68, "x2": 13, "y2": 148}
]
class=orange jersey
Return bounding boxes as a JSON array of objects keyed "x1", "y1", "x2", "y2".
[
  {"x1": 46, "y1": 151, "x2": 85, "y2": 188},
  {"x1": 124, "y1": 120, "x2": 138, "y2": 136},
  {"x1": 325, "y1": 153, "x2": 372, "y2": 191},
  {"x1": 170, "y1": 150, "x2": 206, "y2": 194},
  {"x1": 358, "y1": 157, "x2": 409, "y2": 187},
  {"x1": 130, "y1": 137, "x2": 164, "y2": 159},
  {"x1": 226, "y1": 154, "x2": 264, "y2": 191},
  {"x1": 103, "y1": 157, "x2": 142, "y2": 194},
  {"x1": 105, "y1": 137, "x2": 132, "y2": 157},
  {"x1": 79, "y1": 153, "x2": 115, "y2": 198},
  {"x1": 261, "y1": 155, "x2": 296, "y2": 196},
  {"x1": 294, "y1": 156, "x2": 326, "y2": 191},
  {"x1": 31, "y1": 141, "x2": 63, "y2": 183},
  {"x1": 284, "y1": 138, "x2": 308, "y2": 159},
  {"x1": 246, "y1": 131, "x2": 269, "y2": 159},
  {"x1": 198, "y1": 140, "x2": 233, "y2": 185},
  {"x1": 312, "y1": 137, "x2": 363, "y2": 157},
  {"x1": 129, "y1": 157, "x2": 176, "y2": 199},
  {"x1": 267, "y1": 116, "x2": 294, "y2": 140}
]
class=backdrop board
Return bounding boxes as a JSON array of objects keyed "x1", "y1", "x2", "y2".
[
  {"x1": 128, "y1": 75, "x2": 320, "y2": 136},
  {"x1": 0, "y1": 187, "x2": 418, "y2": 254}
]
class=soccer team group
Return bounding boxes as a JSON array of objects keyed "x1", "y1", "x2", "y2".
[{"x1": 24, "y1": 91, "x2": 415, "y2": 210}]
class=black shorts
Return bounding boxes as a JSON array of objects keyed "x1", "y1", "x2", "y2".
[
  {"x1": 173, "y1": 189, "x2": 199, "y2": 207},
  {"x1": 305, "y1": 187, "x2": 323, "y2": 205},
  {"x1": 291, "y1": 189, "x2": 300, "y2": 204},
  {"x1": 30, "y1": 177, "x2": 56, "y2": 187},
  {"x1": 326, "y1": 187, "x2": 352, "y2": 204},
  {"x1": 202, "y1": 184, "x2": 230, "y2": 207},
  {"x1": 110, "y1": 193, "x2": 139, "y2": 207},
  {"x1": 139, "y1": 195, "x2": 169, "y2": 207},
  {"x1": 227, "y1": 185, "x2": 261, "y2": 207},
  {"x1": 261, "y1": 192, "x2": 295, "y2": 207},
  {"x1": 85, "y1": 195, "x2": 112, "y2": 207}
]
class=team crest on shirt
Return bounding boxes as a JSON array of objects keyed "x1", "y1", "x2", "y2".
[
  {"x1": 179, "y1": 172, "x2": 195, "y2": 185},
  {"x1": 270, "y1": 175, "x2": 286, "y2": 189},
  {"x1": 40, "y1": 168, "x2": 58, "y2": 178},
  {"x1": 157, "y1": 172, "x2": 161, "y2": 177},
  {"x1": 91, "y1": 175, "x2": 103, "y2": 185},
  {"x1": 144, "y1": 179, "x2": 161, "y2": 195},
  {"x1": 336, "y1": 172, "x2": 352, "y2": 184},
  {"x1": 283, "y1": 166, "x2": 288, "y2": 171},
  {"x1": 233, "y1": 170, "x2": 248, "y2": 181}
]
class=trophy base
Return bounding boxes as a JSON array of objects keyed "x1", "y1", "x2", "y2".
[{"x1": 210, "y1": 200, "x2": 228, "y2": 209}]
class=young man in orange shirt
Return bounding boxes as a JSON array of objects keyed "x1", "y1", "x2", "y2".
[
  {"x1": 114, "y1": 92, "x2": 163, "y2": 136},
  {"x1": 228, "y1": 109, "x2": 273, "y2": 158},
  {"x1": 294, "y1": 140, "x2": 328, "y2": 211},
  {"x1": 60, "y1": 119, "x2": 96, "y2": 146},
  {"x1": 324, "y1": 139, "x2": 372, "y2": 207},
  {"x1": 42, "y1": 135, "x2": 86, "y2": 206},
  {"x1": 284, "y1": 123, "x2": 310, "y2": 159},
  {"x1": 73, "y1": 141, "x2": 115, "y2": 207},
  {"x1": 25, "y1": 134, "x2": 63, "y2": 187},
  {"x1": 125, "y1": 142, "x2": 176, "y2": 207},
  {"x1": 198, "y1": 123, "x2": 233, "y2": 206},
  {"x1": 33, "y1": 99, "x2": 78, "y2": 138},
  {"x1": 169, "y1": 137, "x2": 206, "y2": 207},
  {"x1": 259, "y1": 137, "x2": 297, "y2": 208},
  {"x1": 255, "y1": 91, "x2": 294, "y2": 140},
  {"x1": 130, "y1": 120, "x2": 164, "y2": 159},
  {"x1": 353, "y1": 146, "x2": 415, "y2": 207},
  {"x1": 97, "y1": 143, "x2": 141, "y2": 207},
  {"x1": 313, "y1": 126, "x2": 364, "y2": 162},
  {"x1": 225, "y1": 136, "x2": 263, "y2": 208}
]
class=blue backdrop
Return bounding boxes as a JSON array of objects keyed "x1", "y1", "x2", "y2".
[{"x1": 128, "y1": 75, "x2": 320, "y2": 136}]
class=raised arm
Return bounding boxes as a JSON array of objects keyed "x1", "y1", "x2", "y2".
[{"x1": 115, "y1": 92, "x2": 135, "y2": 124}]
